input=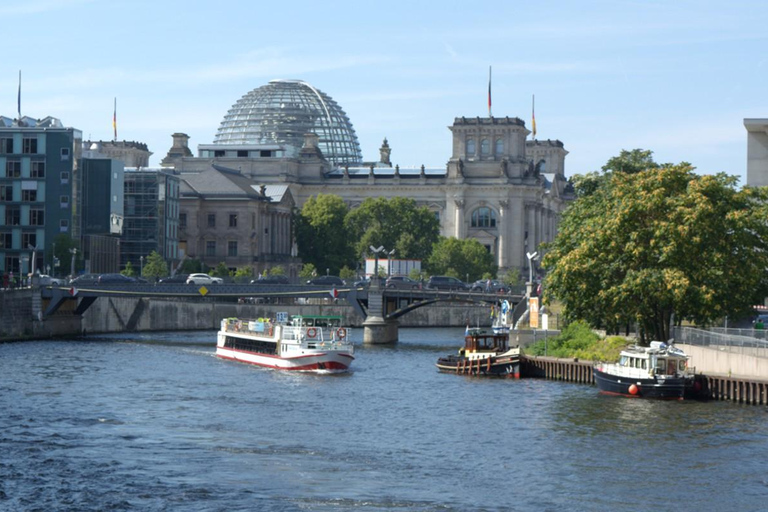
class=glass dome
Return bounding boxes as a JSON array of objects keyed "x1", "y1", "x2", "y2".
[{"x1": 214, "y1": 79, "x2": 363, "y2": 166}]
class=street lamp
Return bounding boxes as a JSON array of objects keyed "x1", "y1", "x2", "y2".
[
  {"x1": 526, "y1": 251, "x2": 538, "y2": 298},
  {"x1": 140, "y1": 256, "x2": 144, "y2": 277},
  {"x1": 69, "y1": 248, "x2": 78, "y2": 279},
  {"x1": 369, "y1": 245, "x2": 384, "y2": 283},
  {"x1": 28, "y1": 244, "x2": 38, "y2": 276},
  {"x1": 387, "y1": 249, "x2": 395, "y2": 277}
]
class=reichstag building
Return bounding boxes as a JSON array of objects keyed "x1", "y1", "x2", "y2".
[{"x1": 163, "y1": 79, "x2": 572, "y2": 275}]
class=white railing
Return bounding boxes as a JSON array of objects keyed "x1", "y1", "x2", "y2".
[{"x1": 673, "y1": 326, "x2": 768, "y2": 359}]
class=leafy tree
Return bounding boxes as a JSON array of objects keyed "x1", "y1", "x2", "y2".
[
  {"x1": 268, "y1": 265, "x2": 285, "y2": 276},
  {"x1": 500, "y1": 268, "x2": 521, "y2": 287},
  {"x1": 142, "y1": 251, "x2": 169, "y2": 279},
  {"x1": 408, "y1": 267, "x2": 424, "y2": 282},
  {"x1": 233, "y1": 266, "x2": 252, "y2": 283},
  {"x1": 211, "y1": 262, "x2": 230, "y2": 279},
  {"x1": 121, "y1": 261, "x2": 136, "y2": 277},
  {"x1": 52, "y1": 234, "x2": 80, "y2": 275},
  {"x1": 601, "y1": 148, "x2": 661, "y2": 174},
  {"x1": 339, "y1": 265, "x2": 356, "y2": 280},
  {"x1": 345, "y1": 197, "x2": 440, "y2": 263},
  {"x1": 299, "y1": 263, "x2": 317, "y2": 280},
  {"x1": 294, "y1": 194, "x2": 356, "y2": 275},
  {"x1": 426, "y1": 237, "x2": 497, "y2": 282},
  {"x1": 179, "y1": 258, "x2": 206, "y2": 274},
  {"x1": 543, "y1": 164, "x2": 768, "y2": 343}
]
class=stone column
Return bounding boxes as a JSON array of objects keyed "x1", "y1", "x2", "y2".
[
  {"x1": 509, "y1": 198, "x2": 525, "y2": 269},
  {"x1": 498, "y1": 199, "x2": 509, "y2": 269},
  {"x1": 453, "y1": 198, "x2": 465, "y2": 238}
]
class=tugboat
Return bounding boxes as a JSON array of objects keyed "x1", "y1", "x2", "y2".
[
  {"x1": 593, "y1": 341, "x2": 692, "y2": 399},
  {"x1": 217, "y1": 315, "x2": 354, "y2": 372},
  {"x1": 436, "y1": 328, "x2": 521, "y2": 378}
]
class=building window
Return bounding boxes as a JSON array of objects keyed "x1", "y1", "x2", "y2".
[
  {"x1": 0, "y1": 185, "x2": 12, "y2": 202},
  {"x1": 22, "y1": 137, "x2": 38, "y2": 154},
  {"x1": 0, "y1": 232, "x2": 11, "y2": 249},
  {"x1": 22, "y1": 189, "x2": 37, "y2": 202},
  {"x1": 495, "y1": 139, "x2": 504, "y2": 155},
  {"x1": 237, "y1": 150, "x2": 248, "y2": 157},
  {"x1": 480, "y1": 139, "x2": 490, "y2": 156},
  {"x1": 59, "y1": 171, "x2": 69, "y2": 184},
  {"x1": 206, "y1": 240, "x2": 216, "y2": 257},
  {"x1": 207, "y1": 213, "x2": 216, "y2": 228},
  {"x1": 0, "y1": 138, "x2": 12, "y2": 154},
  {"x1": 29, "y1": 208, "x2": 44, "y2": 226},
  {"x1": 228, "y1": 241, "x2": 238, "y2": 257},
  {"x1": 60, "y1": 195, "x2": 69, "y2": 208},
  {"x1": 179, "y1": 213, "x2": 187, "y2": 229},
  {"x1": 22, "y1": 233, "x2": 36, "y2": 248},
  {"x1": 59, "y1": 219, "x2": 69, "y2": 232},
  {"x1": 31, "y1": 161, "x2": 45, "y2": 178},
  {"x1": 6, "y1": 206, "x2": 21, "y2": 226},
  {"x1": 214, "y1": 150, "x2": 225, "y2": 157},
  {"x1": 466, "y1": 138, "x2": 476, "y2": 156},
  {"x1": 471, "y1": 207, "x2": 497, "y2": 228},
  {"x1": 229, "y1": 214, "x2": 237, "y2": 228},
  {"x1": 61, "y1": 147, "x2": 70, "y2": 161},
  {"x1": 6, "y1": 160, "x2": 20, "y2": 178}
]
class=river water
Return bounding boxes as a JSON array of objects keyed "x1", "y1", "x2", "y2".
[{"x1": 2, "y1": 328, "x2": 767, "y2": 511}]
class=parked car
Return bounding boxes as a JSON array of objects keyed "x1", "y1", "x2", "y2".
[
  {"x1": 186, "y1": 273, "x2": 223, "y2": 285},
  {"x1": 69, "y1": 273, "x2": 101, "y2": 286},
  {"x1": 425, "y1": 275, "x2": 469, "y2": 291},
  {"x1": 158, "y1": 273, "x2": 189, "y2": 284},
  {"x1": 353, "y1": 277, "x2": 371, "y2": 288},
  {"x1": 385, "y1": 276, "x2": 422, "y2": 290},
  {"x1": 251, "y1": 275, "x2": 290, "y2": 285},
  {"x1": 470, "y1": 279, "x2": 509, "y2": 294},
  {"x1": 97, "y1": 273, "x2": 137, "y2": 285},
  {"x1": 37, "y1": 274, "x2": 65, "y2": 286},
  {"x1": 306, "y1": 275, "x2": 345, "y2": 286}
]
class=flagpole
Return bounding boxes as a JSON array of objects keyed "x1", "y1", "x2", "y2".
[
  {"x1": 113, "y1": 97, "x2": 117, "y2": 141},
  {"x1": 532, "y1": 94, "x2": 536, "y2": 140},
  {"x1": 17, "y1": 70, "x2": 21, "y2": 121}
]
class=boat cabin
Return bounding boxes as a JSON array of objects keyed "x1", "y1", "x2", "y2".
[
  {"x1": 460, "y1": 329, "x2": 509, "y2": 355},
  {"x1": 617, "y1": 342, "x2": 688, "y2": 377},
  {"x1": 290, "y1": 315, "x2": 343, "y2": 328}
]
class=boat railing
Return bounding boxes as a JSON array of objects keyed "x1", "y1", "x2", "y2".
[{"x1": 284, "y1": 325, "x2": 352, "y2": 348}]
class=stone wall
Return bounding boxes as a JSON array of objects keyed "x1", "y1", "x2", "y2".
[
  {"x1": 82, "y1": 297, "x2": 492, "y2": 334},
  {"x1": 0, "y1": 289, "x2": 82, "y2": 341}
]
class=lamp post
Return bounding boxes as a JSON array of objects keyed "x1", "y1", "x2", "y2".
[
  {"x1": 369, "y1": 245, "x2": 384, "y2": 284},
  {"x1": 526, "y1": 251, "x2": 538, "y2": 298},
  {"x1": 69, "y1": 248, "x2": 78, "y2": 279},
  {"x1": 28, "y1": 244, "x2": 38, "y2": 276},
  {"x1": 140, "y1": 256, "x2": 144, "y2": 277},
  {"x1": 387, "y1": 249, "x2": 395, "y2": 277}
]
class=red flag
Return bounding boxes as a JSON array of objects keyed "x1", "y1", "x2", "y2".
[{"x1": 488, "y1": 66, "x2": 492, "y2": 117}]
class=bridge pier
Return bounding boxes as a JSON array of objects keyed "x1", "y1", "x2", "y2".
[{"x1": 362, "y1": 315, "x2": 399, "y2": 344}]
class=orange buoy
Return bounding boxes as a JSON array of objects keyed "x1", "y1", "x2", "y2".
[{"x1": 628, "y1": 384, "x2": 639, "y2": 395}]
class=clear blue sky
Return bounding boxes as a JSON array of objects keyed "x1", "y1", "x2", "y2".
[{"x1": 2, "y1": 0, "x2": 766, "y2": 183}]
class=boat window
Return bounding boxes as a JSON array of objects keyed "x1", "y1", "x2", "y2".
[
  {"x1": 620, "y1": 356, "x2": 628, "y2": 366},
  {"x1": 656, "y1": 360, "x2": 667, "y2": 373},
  {"x1": 679, "y1": 360, "x2": 686, "y2": 371},
  {"x1": 641, "y1": 359, "x2": 647, "y2": 369}
]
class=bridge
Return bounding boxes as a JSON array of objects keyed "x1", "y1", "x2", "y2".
[{"x1": 40, "y1": 280, "x2": 527, "y2": 343}]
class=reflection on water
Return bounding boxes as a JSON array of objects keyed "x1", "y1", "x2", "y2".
[{"x1": 1, "y1": 328, "x2": 767, "y2": 511}]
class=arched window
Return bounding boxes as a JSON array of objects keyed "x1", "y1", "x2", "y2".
[
  {"x1": 466, "y1": 138, "x2": 476, "y2": 156},
  {"x1": 495, "y1": 139, "x2": 504, "y2": 155},
  {"x1": 471, "y1": 207, "x2": 497, "y2": 228},
  {"x1": 480, "y1": 139, "x2": 490, "y2": 155}
]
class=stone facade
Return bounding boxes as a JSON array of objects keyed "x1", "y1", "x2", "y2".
[
  {"x1": 745, "y1": 119, "x2": 768, "y2": 187},
  {"x1": 164, "y1": 115, "x2": 572, "y2": 274}
]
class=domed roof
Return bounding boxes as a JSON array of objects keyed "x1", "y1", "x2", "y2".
[{"x1": 214, "y1": 79, "x2": 363, "y2": 166}]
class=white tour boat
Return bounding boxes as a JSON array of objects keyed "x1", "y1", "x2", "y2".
[{"x1": 217, "y1": 315, "x2": 354, "y2": 372}]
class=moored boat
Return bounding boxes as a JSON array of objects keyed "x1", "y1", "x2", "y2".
[
  {"x1": 593, "y1": 341, "x2": 693, "y2": 399},
  {"x1": 217, "y1": 315, "x2": 354, "y2": 372},
  {"x1": 436, "y1": 328, "x2": 521, "y2": 377}
]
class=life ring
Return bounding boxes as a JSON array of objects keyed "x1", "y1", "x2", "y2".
[
  {"x1": 337, "y1": 328, "x2": 347, "y2": 339},
  {"x1": 307, "y1": 327, "x2": 317, "y2": 338}
]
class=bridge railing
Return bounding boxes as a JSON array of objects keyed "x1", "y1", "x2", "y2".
[{"x1": 673, "y1": 326, "x2": 768, "y2": 359}]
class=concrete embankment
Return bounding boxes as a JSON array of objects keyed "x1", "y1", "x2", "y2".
[{"x1": 0, "y1": 289, "x2": 80, "y2": 341}]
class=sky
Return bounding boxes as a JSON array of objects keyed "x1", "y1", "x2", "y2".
[{"x1": 2, "y1": 0, "x2": 766, "y2": 183}]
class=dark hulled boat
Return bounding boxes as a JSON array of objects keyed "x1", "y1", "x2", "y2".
[
  {"x1": 436, "y1": 328, "x2": 521, "y2": 378},
  {"x1": 593, "y1": 341, "x2": 692, "y2": 400}
]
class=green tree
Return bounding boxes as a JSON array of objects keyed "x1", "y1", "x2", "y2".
[
  {"x1": 299, "y1": 263, "x2": 317, "y2": 280},
  {"x1": 142, "y1": 251, "x2": 169, "y2": 280},
  {"x1": 601, "y1": 148, "x2": 661, "y2": 175},
  {"x1": 121, "y1": 261, "x2": 137, "y2": 278},
  {"x1": 339, "y1": 265, "x2": 356, "y2": 280},
  {"x1": 52, "y1": 234, "x2": 80, "y2": 275},
  {"x1": 500, "y1": 267, "x2": 521, "y2": 287},
  {"x1": 294, "y1": 194, "x2": 356, "y2": 275},
  {"x1": 179, "y1": 258, "x2": 206, "y2": 275},
  {"x1": 268, "y1": 265, "x2": 285, "y2": 276},
  {"x1": 233, "y1": 266, "x2": 253, "y2": 283},
  {"x1": 345, "y1": 197, "x2": 440, "y2": 262},
  {"x1": 543, "y1": 164, "x2": 768, "y2": 343},
  {"x1": 211, "y1": 262, "x2": 230, "y2": 279},
  {"x1": 426, "y1": 237, "x2": 497, "y2": 282}
]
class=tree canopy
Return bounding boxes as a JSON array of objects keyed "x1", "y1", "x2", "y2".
[
  {"x1": 294, "y1": 194, "x2": 356, "y2": 275},
  {"x1": 426, "y1": 237, "x2": 497, "y2": 282},
  {"x1": 543, "y1": 164, "x2": 768, "y2": 343},
  {"x1": 344, "y1": 196, "x2": 440, "y2": 262},
  {"x1": 142, "y1": 251, "x2": 169, "y2": 279}
]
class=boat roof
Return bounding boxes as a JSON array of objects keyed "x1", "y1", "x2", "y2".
[{"x1": 620, "y1": 343, "x2": 687, "y2": 359}]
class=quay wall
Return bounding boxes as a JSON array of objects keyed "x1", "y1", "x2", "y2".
[
  {"x1": 0, "y1": 289, "x2": 81, "y2": 341},
  {"x1": 81, "y1": 297, "x2": 490, "y2": 334},
  {"x1": 678, "y1": 343, "x2": 768, "y2": 379}
]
